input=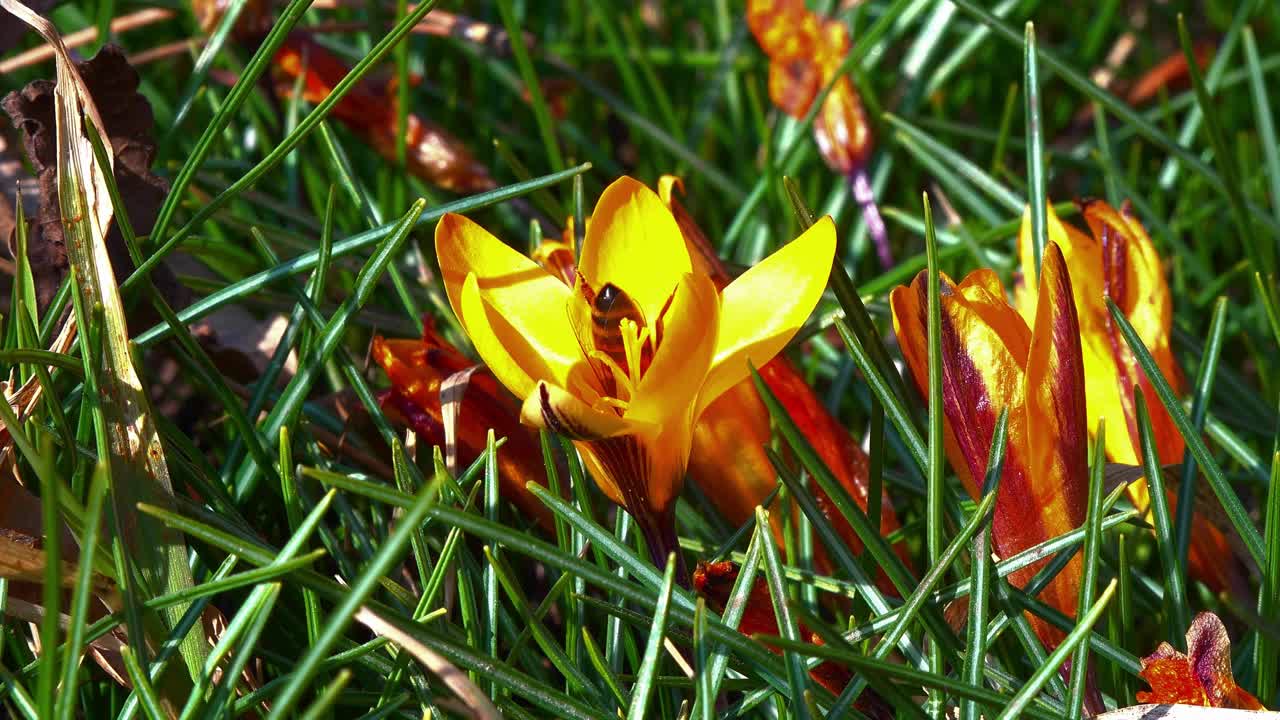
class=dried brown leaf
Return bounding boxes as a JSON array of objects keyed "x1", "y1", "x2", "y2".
[{"x1": 1, "y1": 43, "x2": 188, "y2": 312}]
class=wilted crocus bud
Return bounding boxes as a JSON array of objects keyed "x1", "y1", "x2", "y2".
[
  {"x1": 373, "y1": 322, "x2": 553, "y2": 531},
  {"x1": 1137, "y1": 612, "x2": 1264, "y2": 709},
  {"x1": 745, "y1": 0, "x2": 889, "y2": 267}
]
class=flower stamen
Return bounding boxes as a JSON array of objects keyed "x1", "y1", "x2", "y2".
[{"x1": 620, "y1": 318, "x2": 647, "y2": 387}]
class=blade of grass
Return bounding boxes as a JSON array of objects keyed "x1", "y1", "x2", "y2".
[
  {"x1": 1174, "y1": 297, "x2": 1227, "y2": 578},
  {"x1": 1243, "y1": 26, "x2": 1280, "y2": 224},
  {"x1": 699, "y1": 527, "x2": 763, "y2": 717},
  {"x1": 756, "y1": 507, "x2": 811, "y2": 720},
  {"x1": 922, "y1": 190, "x2": 947, "y2": 719},
  {"x1": 626, "y1": 553, "x2": 677, "y2": 720},
  {"x1": 134, "y1": 163, "x2": 590, "y2": 348},
  {"x1": 1174, "y1": 14, "x2": 1272, "y2": 278},
  {"x1": 996, "y1": 580, "x2": 1117, "y2": 719},
  {"x1": 54, "y1": 464, "x2": 109, "y2": 720},
  {"x1": 1024, "y1": 21, "x2": 1047, "y2": 277},
  {"x1": 1256, "y1": 443, "x2": 1280, "y2": 704},
  {"x1": 495, "y1": 0, "x2": 563, "y2": 170},
  {"x1": 264, "y1": 474, "x2": 441, "y2": 719},
  {"x1": 1108, "y1": 299, "x2": 1266, "y2": 567},
  {"x1": 1067, "y1": 422, "x2": 1107, "y2": 720},
  {"x1": 132, "y1": 0, "x2": 443, "y2": 287}
]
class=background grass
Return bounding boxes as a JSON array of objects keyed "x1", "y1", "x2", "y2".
[{"x1": 1, "y1": 0, "x2": 1279, "y2": 717}]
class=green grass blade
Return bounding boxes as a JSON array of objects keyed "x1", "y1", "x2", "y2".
[
  {"x1": 265, "y1": 474, "x2": 441, "y2": 719},
  {"x1": 626, "y1": 553, "x2": 677, "y2": 720},
  {"x1": 1067, "y1": 422, "x2": 1107, "y2": 719},
  {"x1": 1023, "y1": 21, "x2": 1047, "y2": 277},
  {"x1": 1107, "y1": 299, "x2": 1266, "y2": 567},
  {"x1": 996, "y1": 580, "x2": 1117, "y2": 720},
  {"x1": 1174, "y1": 297, "x2": 1228, "y2": 575},
  {"x1": 1243, "y1": 26, "x2": 1280, "y2": 224}
]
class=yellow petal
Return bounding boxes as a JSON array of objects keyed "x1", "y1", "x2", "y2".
[
  {"x1": 520, "y1": 380, "x2": 638, "y2": 440},
  {"x1": 629, "y1": 272, "x2": 720, "y2": 426},
  {"x1": 577, "y1": 176, "x2": 692, "y2": 320},
  {"x1": 698, "y1": 216, "x2": 836, "y2": 414},
  {"x1": 436, "y1": 213, "x2": 581, "y2": 397},
  {"x1": 1015, "y1": 202, "x2": 1079, "y2": 326}
]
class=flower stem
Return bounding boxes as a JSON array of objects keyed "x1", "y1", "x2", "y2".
[
  {"x1": 849, "y1": 167, "x2": 893, "y2": 269},
  {"x1": 635, "y1": 506, "x2": 689, "y2": 587}
]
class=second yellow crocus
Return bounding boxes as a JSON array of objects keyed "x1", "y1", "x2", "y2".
[{"x1": 1016, "y1": 200, "x2": 1243, "y2": 595}]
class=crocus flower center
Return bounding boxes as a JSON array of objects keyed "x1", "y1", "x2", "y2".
[{"x1": 572, "y1": 274, "x2": 677, "y2": 416}]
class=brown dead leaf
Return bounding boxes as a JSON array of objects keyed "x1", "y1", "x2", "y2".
[{"x1": 1, "y1": 43, "x2": 188, "y2": 313}]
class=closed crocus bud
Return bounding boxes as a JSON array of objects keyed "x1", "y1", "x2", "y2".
[{"x1": 892, "y1": 243, "x2": 1089, "y2": 648}]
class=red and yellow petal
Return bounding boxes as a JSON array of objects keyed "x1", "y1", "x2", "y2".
[{"x1": 1016, "y1": 242, "x2": 1090, "y2": 634}]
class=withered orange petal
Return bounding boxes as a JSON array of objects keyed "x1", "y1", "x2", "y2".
[
  {"x1": 813, "y1": 78, "x2": 872, "y2": 174},
  {"x1": 1138, "y1": 613, "x2": 1264, "y2": 709}
]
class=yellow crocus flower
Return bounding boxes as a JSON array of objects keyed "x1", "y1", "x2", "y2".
[{"x1": 435, "y1": 176, "x2": 836, "y2": 577}]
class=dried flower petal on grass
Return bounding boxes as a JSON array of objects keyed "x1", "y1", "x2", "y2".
[
  {"x1": 272, "y1": 34, "x2": 497, "y2": 194},
  {"x1": 373, "y1": 320, "x2": 555, "y2": 531},
  {"x1": 1137, "y1": 612, "x2": 1265, "y2": 710}
]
